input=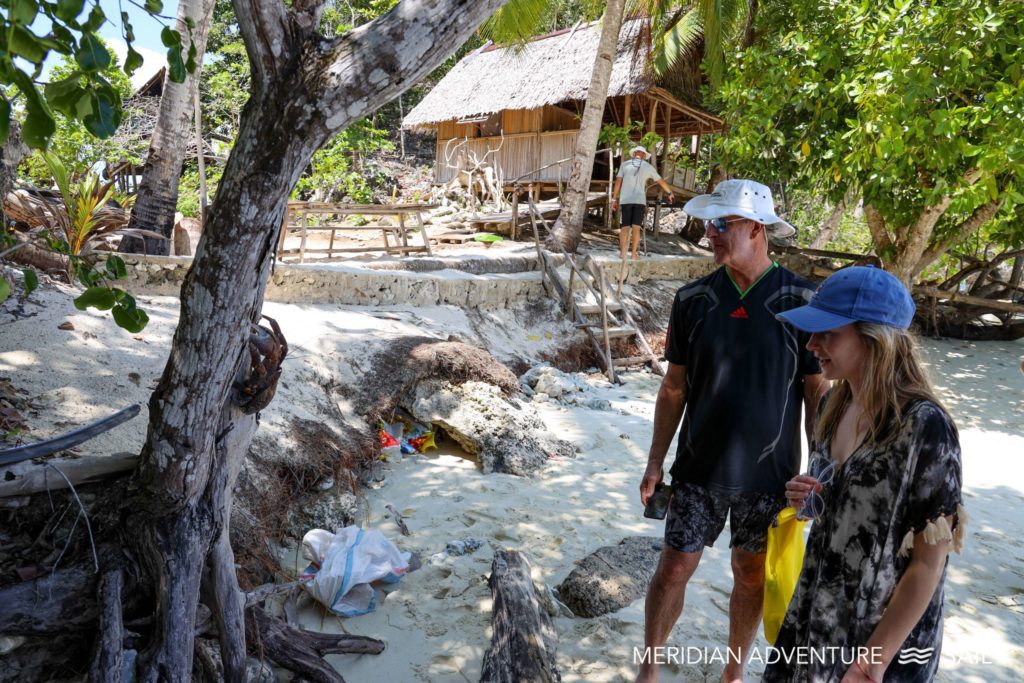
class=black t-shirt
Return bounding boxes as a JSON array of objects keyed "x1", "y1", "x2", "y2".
[{"x1": 665, "y1": 264, "x2": 821, "y2": 495}]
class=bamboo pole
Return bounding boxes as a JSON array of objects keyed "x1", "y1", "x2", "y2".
[{"x1": 194, "y1": 89, "x2": 208, "y2": 224}]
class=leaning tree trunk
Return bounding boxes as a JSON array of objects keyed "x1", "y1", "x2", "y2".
[
  {"x1": 119, "y1": 0, "x2": 216, "y2": 255},
  {"x1": 121, "y1": 0, "x2": 507, "y2": 680},
  {"x1": 547, "y1": 0, "x2": 626, "y2": 253}
]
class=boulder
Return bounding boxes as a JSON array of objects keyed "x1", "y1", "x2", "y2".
[
  {"x1": 556, "y1": 536, "x2": 663, "y2": 617},
  {"x1": 172, "y1": 224, "x2": 191, "y2": 256},
  {"x1": 410, "y1": 379, "x2": 575, "y2": 477}
]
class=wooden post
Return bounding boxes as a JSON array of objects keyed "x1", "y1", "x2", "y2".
[
  {"x1": 648, "y1": 101, "x2": 659, "y2": 169},
  {"x1": 605, "y1": 147, "x2": 613, "y2": 230},
  {"x1": 510, "y1": 188, "x2": 519, "y2": 240},
  {"x1": 298, "y1": 207, "x2": 308, "y2": 264},
  {"x1": 623, "y1": 94, "x2": 632, "y2": 127},
  {"x1": 653, "y1": 191, "x2": 662, "y2": 241},
  {"x1": 194, "y1": 89, "x2": 209, "y2": 224},
  {"x1": 415, "y1": 210, "x2": 432, "y2": 256},
  {"x1": 277, "y1": 206, "x2": 290, "y2": 260}
]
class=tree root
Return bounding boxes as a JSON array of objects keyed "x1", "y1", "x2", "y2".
[
  {"x1": 90, "y1": 568, "x2": 125, "y2": 683},
  {"x1": 246, "y1": 605, "x2": 385, "y2": 683}
]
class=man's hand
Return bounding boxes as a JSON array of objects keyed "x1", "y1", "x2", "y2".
[
  {"x1": 640, "y1": 464, "x2": 662, "y2": 506},
  {"x1": 667, "y1": 192, "x2": 675, "y2": 204},
  {"x1": 612, "y1": 198, "x2": 619, "y2": 208}
]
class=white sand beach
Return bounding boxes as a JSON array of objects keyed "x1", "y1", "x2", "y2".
[{"x1": 2, "y1": 283, "x2": 1022, "y2": 682}]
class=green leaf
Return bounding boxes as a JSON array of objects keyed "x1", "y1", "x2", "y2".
[
  {"x1": 0, "y1": 278, "x2": 9, "y2": 305},
  {"x1": 11, "y1": 0, "x2": 40, "y2": 24},
  {"x1": 83, "y1": 91, "x2": 120, "y2": 138},
  {"x1": 144, "y1": 0, "x2": 163, "y2": 14},
  {"x1": 22, "y1": 269, "x2": 39, "y2": 295},
  {"x1": 112, "y1": 299, "x2": 149, "y2": 333},
  {"x1": 81, "y1": 4, "x2": 106, "y2": 33},
  {"x1": 44, "y1": 74, "x2": 86, "y2": 118},
  {"x1": 167, "y1": 48, "x2": 186, "y2": 83},
  {"x1": 105, "y1": 255, "x2": 127, "y2": 279},
  {"x1": 124, "y1": 47, "x2": 144, "y2": 75},
  {"x1": 55, "y1": 0, "x2": 86, "y2": 23},
  {"x1": 122, "y1": 14, "x2": 136, "y2": 42},
  {"x1": 74, "y1": 286, "x2": 117, "y2": 311},
  {"x1": 161, "y1": 27, "x2": 182, "y2": 48},
  {"x1": 76, "y1": 33, "x2": 111, "y2": 72},
  {"x1": 11, "y1": 26, "x2": 47, "y2": 64},
  {"x1": 0, "y1": 98, "x2": 10, "y2": 145},
  {"x1": 51, "y1": 24, "x2": 76, "y2": 49},
  {"x1": 11, "y1": 70, "x2": 55, "y2": 148}
]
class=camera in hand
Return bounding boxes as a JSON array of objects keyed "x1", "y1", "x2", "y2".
[{"x1": 644, "y1": 482, "x2": 673, "y2": 520}]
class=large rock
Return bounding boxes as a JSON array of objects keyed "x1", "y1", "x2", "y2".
[
  {"x1": 410, "y1": 379, "x2": 575, "y2": 476},
  {"x1": 556, "y1": 536, "x2": 663, "y2": 617}
]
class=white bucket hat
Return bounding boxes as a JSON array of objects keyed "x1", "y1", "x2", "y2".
[
  {"x1": 628, "y1": 146, "x2": 651, "y2": 160},
  {"x1": 683, "y1": 179, "x2": 796, "y2": 237}
]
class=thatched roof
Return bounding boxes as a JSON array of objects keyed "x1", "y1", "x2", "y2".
[{"x1": 404, "y1": 18, "x2": 704, "y2": 129}]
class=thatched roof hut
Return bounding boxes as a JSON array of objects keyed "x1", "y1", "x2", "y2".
[{"x1": 404, "y1": 18, "x2": 722, "y2": 195}]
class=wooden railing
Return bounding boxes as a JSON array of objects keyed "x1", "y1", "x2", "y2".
[{"x1": 276, "y1": 202, "x2": 438, "y2": 263}]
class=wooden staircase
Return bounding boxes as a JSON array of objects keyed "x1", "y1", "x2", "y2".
[{"x1": 525, "y1": 197, "x2": 665, "y2": 384}]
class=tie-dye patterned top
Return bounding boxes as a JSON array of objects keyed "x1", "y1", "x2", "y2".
[{"x1": 762, "y1": 398, "x2": 966, "y2": 683}]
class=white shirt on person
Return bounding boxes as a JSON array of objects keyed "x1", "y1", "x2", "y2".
[{"x1": 616, "y1": 158, "x2": 662, "y2": 205}]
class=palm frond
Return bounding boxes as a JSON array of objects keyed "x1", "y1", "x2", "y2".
[
  {"x1": 481, "y1": 0, "x2": 552, "y2": 47},
  {"x1": 652, "y1": 6, "x2": 703, "y2": 76},
  {"x1": 698, "y1": 0, "x2": 749, "y2": 85}
]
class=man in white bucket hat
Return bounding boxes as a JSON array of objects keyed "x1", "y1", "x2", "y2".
[
  {"x1": 611, "y1": 146, "x2": 676, "y2": 260},
  {"x1": 636, "y1": 179, "x2": 825, "y2": 682}
]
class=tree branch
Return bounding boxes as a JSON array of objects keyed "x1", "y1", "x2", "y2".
[
  {"x1": 232, "y1": 0, "x2": 291, "y2": 91},
  {"x1": 863, "y1": 204, "x2": 892, "y2": 255},
  {"x1": 914, "y1": 198, "x2": 1003, "y2": 275},
  {"x1": 311, "y1": 0, "x2": 507, "y2": 134}
]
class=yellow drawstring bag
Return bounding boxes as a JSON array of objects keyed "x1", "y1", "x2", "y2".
[{"x1": 763, "y1": 507, "x2": 807, "y2": 645}]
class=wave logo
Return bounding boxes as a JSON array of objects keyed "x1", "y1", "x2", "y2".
[{"x1": 897, "y1": 647, "x2": 935, "y2": 665}]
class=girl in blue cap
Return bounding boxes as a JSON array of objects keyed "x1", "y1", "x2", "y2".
[{"x1": 762, "y1": 266, "x2": 966, "y2": 683}]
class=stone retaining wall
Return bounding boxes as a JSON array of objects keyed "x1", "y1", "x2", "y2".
[{"x1": 116, "y1": 253, "x2": 716, "y2": 308}]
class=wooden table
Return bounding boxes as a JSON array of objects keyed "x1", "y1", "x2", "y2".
[{"x1": 276, "y1": 202, "x2": 438, "y2": 262}]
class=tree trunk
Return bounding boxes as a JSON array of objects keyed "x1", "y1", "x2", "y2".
[
  {"x1": 121, "y1": 0, "x2": 507, "y2": 679},
  {"x1": 120, "y1": 0, "x2": 217, "y2": 255},
  {"x1": 809, "y1": 192, "x2": 854, "y2": 250},
  {"x1": 1, "y1": 120, "x2": 28, "y2": 198},
  {"x1": 546, "y1": 0, "x2": 626, "y2": 253}
]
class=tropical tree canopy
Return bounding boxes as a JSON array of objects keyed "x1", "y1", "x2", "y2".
[{"x1": 716, "y1": 0, "x2": 1024, "y2": 280}]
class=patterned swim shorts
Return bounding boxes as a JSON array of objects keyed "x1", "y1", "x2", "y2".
[{"x1": 664, "y1": 482, "x2": 787, "y2": 554}]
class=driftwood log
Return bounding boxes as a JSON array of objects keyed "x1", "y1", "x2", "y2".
[
  {"x1": 0, "y1": 451, "x2": 139, "y2": 498},
  {"x1": 480, "y1": 550, "x2": 560, "y2": 683},
  {"x1": 246, "y1": 605, "x2": 384, "y2": 683}
]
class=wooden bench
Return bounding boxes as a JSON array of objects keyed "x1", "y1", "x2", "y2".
[{"x1": 276, "y1": 202, "x2": 439, "y2": 262}]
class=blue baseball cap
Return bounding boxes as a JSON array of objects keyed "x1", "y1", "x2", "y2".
[{"x1": 776, "y1": 266, "x2": 916, "y2": 332}]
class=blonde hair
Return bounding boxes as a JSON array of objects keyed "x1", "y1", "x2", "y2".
[{"x1": 815, "y1": 323, "x2": 942, "y2": 446}]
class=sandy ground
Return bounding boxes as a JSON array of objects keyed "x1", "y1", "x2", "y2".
[{"x1": 1, "y1": 282, "x2": 1022, "y2": 683}]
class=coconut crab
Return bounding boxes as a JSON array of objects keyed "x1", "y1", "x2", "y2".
[{"x1": 234, "y1": 315, "x2": 287, "y2": 415}]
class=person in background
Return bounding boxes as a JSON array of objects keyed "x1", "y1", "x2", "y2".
[
  {"x1": 765, "y1": 266, "x2": 966, "y2": 683},
  {"x1": 611, "y1": 146, "x2": 675, "y2": 260}
]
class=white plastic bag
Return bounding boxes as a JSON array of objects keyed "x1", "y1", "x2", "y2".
[{"x1": 301, "y1": 526, "x2": 411, "y2": 616}]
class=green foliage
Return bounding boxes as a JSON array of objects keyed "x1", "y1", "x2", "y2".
[
  {"x1": 7, "y1": 152, "x2": 155, "y2": 331},
  {"x1": 717, "y1": 0, "x2": 1024, "y2": 264},
  {"x1": 20, "y1": 43, "x2": 139, "y2": 183},
  {"x1": 483, "y1": 0, "x2": 606, "y2": 45},
  {"x1": 0, "y1": 0, "x2": 195, "y2": 149},
  {"x1": 176, "y1": 163, "x2": 223, "y2": 217},
  {"x1": 293, "y1": 119, "x2": 394, "y2": 203},
  {"x1": 600, "y1": 121, "x2": 663, "y2": 157}
]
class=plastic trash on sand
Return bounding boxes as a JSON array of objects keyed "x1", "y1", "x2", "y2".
[{"x1": 301, "y1": 527, "x2": 411, "y2": 616}]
